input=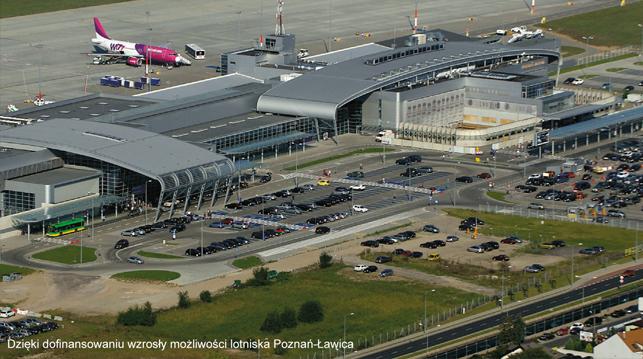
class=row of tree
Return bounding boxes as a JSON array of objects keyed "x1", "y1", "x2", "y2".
[{"x1": 261, "y1": 301, "x2": 325, "y2": 334}]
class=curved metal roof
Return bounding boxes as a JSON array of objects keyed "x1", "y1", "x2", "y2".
[
  {"x1": 258, "y1": 39, "x2": 560, "y2": 120},
  {"x1": 0, "y1": 118, "x2": 235, "y2": 192}
]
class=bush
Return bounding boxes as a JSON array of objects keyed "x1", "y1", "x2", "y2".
[
  {"x1": 116, "y1": 301, "x2": 156, "y2": 326},
  {"x1": 260, "y1": 310, "x2": 282, "y2": 334},
  {"x1": 247, "y1": 267, "x2": 270, "y2": 286},
  {"x1": 280, "y1": 307, "x2": 298, "y2": 329},
  {"x1": 178, "y1": 291, "x2": 191, "y2": 309},
  {"x1": 298, "y1": 300, "x2": 324, "y2": 323},
  {"x1": 319, "y1": 252, "x2": 333, "y2": 268},
  {"x1": 199, "y1": 290, "x2": 213, "y2": 303}
]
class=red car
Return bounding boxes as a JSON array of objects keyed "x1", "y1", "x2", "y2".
[
  {"x1": 222, "y1": 217, "x2": 234, "y2": 225},
  {"x1": 477, "y1": 172, "x2": 492, "y2": 179},
  {"x1": 622, "y1": 269, "x2": 636, "y2": 278}
]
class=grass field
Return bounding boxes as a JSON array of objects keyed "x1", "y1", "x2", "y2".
[
  {"x1": 111, "y1": 270, "x2": 180, "y2": 282},
  {"x1": 32, "y1": 245, "x2": 97, "y2": 265},
  {"x1": 560, "y1": 46, "x2": 585, "y2": 57},
  {"x1": 485, "y1": 191, "x2": 511, "y2": 203},
  {"x1": 231, "y1": 255, "x2": 263, "y2": 269},
  {"x1": 137, "y1": 251, "x2": 182, "y2": 260},
  {"x1": 606, "y1": 67, "x2": 627, "y2": 73},
  {"x1": 0, "y1": 0, "x2": 133, "y2": 18},
  {"x1": 635, "y1": 62, "x2": 643, "y2": 66},
  {"x1": 0, "y1": 263, "x2": 35, "y2": 275},
  {"x1": 443, "y1": 209, "x2": 637, "y2": 252},
  {"x1": 556, "y1": 53, "x2": 639, "y2": 75},
  {"x1": 284, "y1": 147, "x2": 396, "y2": 171},
  {"x1": 539, "y1": 2, "x2": 643, "y2": 46},
  {"x1": 0, "y1": 265, "x2": 481, "y2": 358}
]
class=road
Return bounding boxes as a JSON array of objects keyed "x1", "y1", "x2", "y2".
[{"x1": 359, "y1": 268, "x2": 642, "y2": 359}]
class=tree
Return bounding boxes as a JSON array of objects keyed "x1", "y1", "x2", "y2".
[
  {"x1": 584, "y1": 343, "x2": 593, "y2": 353},
  {"x1": 319, "y1": 252, "x2": 333, "y2": 269},
  {"x1": 260, "y1": 311, "x2": 282, "y2": 334},
  {"x1": 199, "y1": 290, "x2": 213, "y2": 303},
  {"x1": 178, "y1": 291, "x2": 191, "y2": 309},
  {"x1": 280, "y1": 307, "x2": 298, "y2": 329},
  {"x1": 535, "y1": 280, "x2": 543, "y2": 293},
  {"x1": 117, "y1": 301, "x2": 156, "y2": 326},
  {"x1": 508, "y1": 289, "x2": 515, "y2": 301},
  {"x1": 497, "y1": 315, "x2": 525, "y2": 348},
  {"x1": 298, "y1": 300, "x2": 324, "y2": 323},
  {"x1": 520, "y1": 284, "x2": 529, "y2": 298},
  {"x1": 549, "y1": 278, "x2": 557, "y2": 289}
]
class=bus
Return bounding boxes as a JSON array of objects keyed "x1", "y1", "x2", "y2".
[
  {"x1": 46, "y1": 218, "x2": 86, "y2": 237},
  {"x1": 185, "y1": 44, "x2": 205, "y2": 60}
]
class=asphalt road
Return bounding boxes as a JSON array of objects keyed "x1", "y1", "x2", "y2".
[{"x1": 360, "y1": 269, "x2": 642, "y2": 359}]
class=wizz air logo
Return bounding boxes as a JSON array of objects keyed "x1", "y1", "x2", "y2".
[{"x1": 110, "y1": 43, "x2": 125, "y2": 51}]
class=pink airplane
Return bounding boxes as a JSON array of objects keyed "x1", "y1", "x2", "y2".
[{"x1": 90, "y1": 17, "x2": 191, "y2": 67}]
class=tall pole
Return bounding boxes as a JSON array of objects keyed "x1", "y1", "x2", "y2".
[
  {"x1": 343, "y1": 312, "x2": 354, "y2": 358},
  {"x1": 424, "y1": 291, "x2": 427, "y2": 332},
  {"x1": 328, "y1": 0, "x2": 333, "y2": 52},
  {"x1": 145, "y1": 180, "x2": 149, "y2": 226},
  {"x1": 638, "y1": 24, "x2": 643, "y2": 56},
  {"x1": 200, "y1": 220, "x2": 204, "y2": 257}
]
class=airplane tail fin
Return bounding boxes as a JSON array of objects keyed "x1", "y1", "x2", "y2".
[{"x1": 93, "y1": 17, "x2": 111, "y2": 40}]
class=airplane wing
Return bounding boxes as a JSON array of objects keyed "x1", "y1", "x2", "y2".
[{"x1": 88, "y1": 53, "x2": 143, "y2": 58}]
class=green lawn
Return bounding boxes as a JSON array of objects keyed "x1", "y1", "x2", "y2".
[
  {"x1": 231, "y1": 255, "x2": 263, "y2": 269},
  {"x1": 32, "y1": 245, "x2": 97, "y2": 265},
  {"x1": 0, "y1": 265, "x2": 481, "y2": 358},
  {"x1": 443, "y1": 209, "x2": 637, "y2": 252},
  {"x1": 137, "y1": 251, "x2": 182, "y2": 260},
  {"x1": 111, "y1": 270, "x2": 180, "y2": 282},
  {"x1": 0, "y1": 263, "x2": 35, "y2": 276},
  {"x1": 486, "y1": 191, "x2": 511, "y2": 203},
  {"x1": 539, "y1": 2, "x2": 643, "y2": 46},
  {"x1": 560, "y1": 46, "x2": 585, "y2": 57},
  {"x1": 284, "y1": 147, "x2": 396, "y2": 171},
  {"x1": 635, "y1": 62, "x2": 643, "y2": 66},
  {"x1": 556, "y1": 53, "x2": 639, "y2": 75},
  {"x1": 0, "y1": 0, "x2": 133, "y2": 18},
  {"x1": 606, "y1": 67, "x2": 627, "y2": 73}
]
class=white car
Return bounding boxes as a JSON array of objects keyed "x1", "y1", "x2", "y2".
[
  {"x1": 528, "y1": 173, "x2": 542, "y2": 179},
  {"x1": 352, "y1": 204, "x2": 369, "y2": 213},
  {"x1": 572, "y1": 79, "x2": 584, "y2": 85},
  {"x1": 353, "y1": 264, "x2": 368, "y2": 272},
  {"x1": 446, "y1": 235, "x2": 459, "y2": 242},
  {"x1": 616, "y1": 171, "x2": 629, "y2": 178},
  {"x1": 467, "y1": 245, "x2": 484, "y2": 253},
  {"x1": 0, "y1": 307, "x2": 15, "y2": 318},
  {"x1": 127, "y1": 256, "x2": 144, "y2": 264},
  {"x1": 350, "y1": 184, "x2": 366, "y2": 191},
  {"x1": 570, "y1": 322, "x2": 584, "y2": 330}
]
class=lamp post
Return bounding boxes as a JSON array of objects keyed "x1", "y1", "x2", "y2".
[
  {"x1": 144, "y1": 179, "x2": 151, "y2": 226},
  {"x1": 638, "y1": 24, "x2": 642, "y2": 56},
  {"x1": 200, "y1": 218, "x2": 204, "y2": 257},
  {"x1": 501, "y1": 265, "x2": 511, "y2": 310},
  {"x1": 571, "y1": 242, "x2": 583, "y2": 286},
  {"x1": 343, "y1": 312, "x2": 354, "y2": 358}
]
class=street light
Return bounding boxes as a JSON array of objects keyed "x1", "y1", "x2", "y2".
[
  {"x1": 144, "y1": 179, "x2": 152, "y2": 226},
  {"x1": 200, "y1": 218, "x2": 204, "y2": 257},
  {"x1": 424, "y1": 289, "x2": 436, "y2": 355},
  {"x1": 343, "y1": 312, "x2": 354, "y2": 358},
  {"x1": 638, "y1": 24, "x2": 642, "y2": 56},
  {"x1": 571, "y1": 242, "x2": 583, "y2": 286},
  {"x1": 501, "y1": 265, "x2": 512, "y2": 310}
]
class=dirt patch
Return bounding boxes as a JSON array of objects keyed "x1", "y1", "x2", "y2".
[{"x1": 337, "y1": 267, "x2": 406, "y2": 282}]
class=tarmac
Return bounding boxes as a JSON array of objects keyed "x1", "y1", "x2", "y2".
[{"x1": 0, "y1": 0, "x2": 611, "y2": 109}]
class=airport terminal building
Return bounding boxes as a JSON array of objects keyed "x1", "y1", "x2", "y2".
[{"x1": 0, "y1": 28, "x2": 639, "y2": 235}]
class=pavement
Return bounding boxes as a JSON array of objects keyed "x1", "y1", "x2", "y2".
[
  {"x1": 560, "y1": 55, "x2": 643, "y2": 92},
  {"x1": 0, "y1": 0, "x2": 613, "y2": 109}
]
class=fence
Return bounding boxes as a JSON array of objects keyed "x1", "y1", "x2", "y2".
[{"x1": 575, "y1": 46, "x2": 639, "y2": 66}]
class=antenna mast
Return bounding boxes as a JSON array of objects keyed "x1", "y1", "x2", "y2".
[{"x1": 275, "y1": 0, "x2": 285, "y2": 35}]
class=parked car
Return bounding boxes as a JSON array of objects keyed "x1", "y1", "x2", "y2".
[
  {"x1": 375, "y1": 256, "x2": 392, "y2": 263},
  {"x1": 363, "y1": 265, "x2": 378, "y2": 273},
  {"x1": 537, "y1": 332, "x2": 555, "y2": 342},
  {"x1": 315, "y1": 226, "x2": 330, "y2": 234},
  {"x1": 352, "y1": 204, "x2": 369, "y2": 213},
  {"x1": 0, "y1": 307, "x2": 14, "y2": 318},
  {"x1": 584, "y1": 317, "x2": 603, "y2": 327},
  {"x1": 455, "y1": 176, "x2": 473, "y2": 183},
  {"x1": 428, "y1": 253, "x2": 440, "y2": 261},
  {"x1": 120, "y1": 229, "x2": 138, "y2": 237},
  {"x1": 114, "y1": 239, "x2": 129, "y2": 249},
  {"x1": 445, "y1": 235, "x2": 459, "y2": 242},
  {"x1": 492, "y1": 254, "x2": 510, "y2": 261},
  {"x1": 317, "y1": 179, "x2": 331, "y2": 186},
  {"x1": 127, "y1": 256, "x2": 144, "y2": 264},
  {"x1": 528, "y1": 202, "x2": 544, "y2": 210},
  {"x1": 417, "y1": 166, "x2": 434, "y2": 174},
  {"x1": 379, "y1": 269, "x2": 394, "y2": 277},
  {"x1": 350, "y1": 184, "x2": 366, "y2": 191},
  {"x1": 361, "y1": 240, "x2": 379, "y2": 248},
  {"x1": 610, "y1": 309, "x2": 627, "y2": 318},
  {"x1": 423, "y1": 224, "x2": 440, "y2": 233},
  {"x1": 477, "y1": 172, "x2": 492, "y2": 179},
  {"x1": 353, "y1": 264, "x2": 368, "y2": 272},
  {"x1": 524, "y1": 264, "x2": 545, "y2": 273},
  {"x1": 467, "y1": 246, "x2": 484, "y2": 253}
]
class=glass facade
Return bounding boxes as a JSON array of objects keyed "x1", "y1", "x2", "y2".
[
  {"x1": 1, "y1": 190, "x2": 35, "y2": 216},
  {"x1": 205, "y1": 117, "x2": 318, "y2": 155}
]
